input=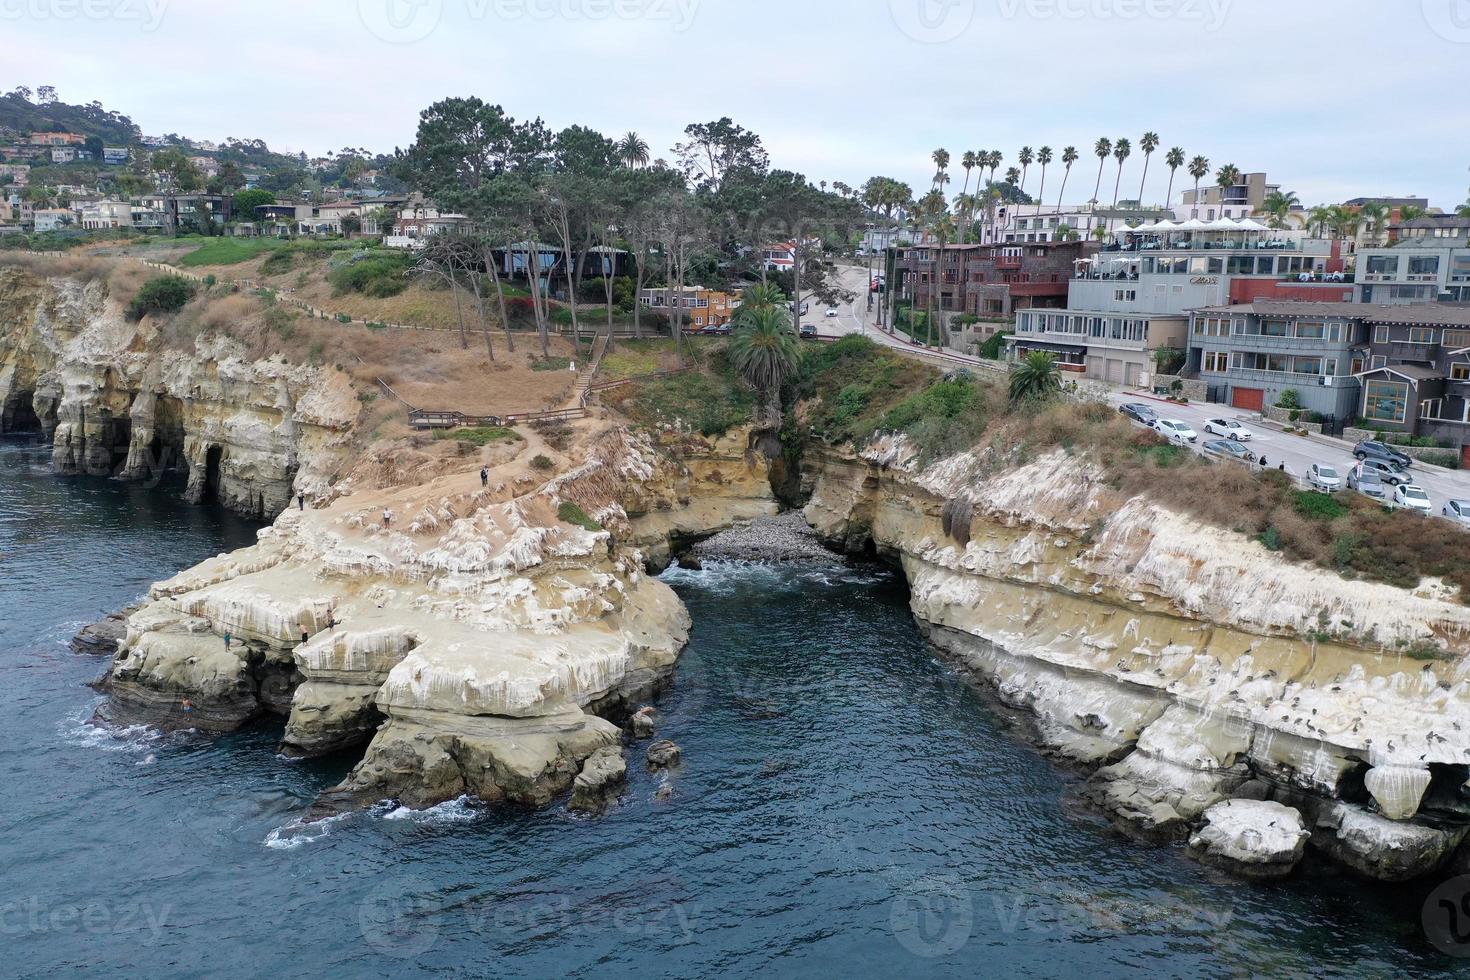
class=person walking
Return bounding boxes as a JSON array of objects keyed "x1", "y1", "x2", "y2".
[
  {"x1": 222, "y1": 630, "x2": 232, "y2": 651},
  {"x1": 480, "y1": 467, "x2": 489, "y2": 488},
  {"x1": 297, "y1": 493, "x2": 305, "y2": 511}
]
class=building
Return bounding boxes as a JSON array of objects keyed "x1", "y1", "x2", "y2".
[
  {"x1": 102, "y1": 147, "x2": 129, "y2": 165},
  {"x1": 29, "y1": 132, "x2": 85, "y2": 146},
  {"x1": 1354, "y1": 218, "x2": 1470, "y2": 305},
  {"x1": 859, "y1": 226, "x2": 910, "y2": 254},
  {"x1": 1012, "y1": 307, "x2": 1188, "y2": 384},
  {"x1": 31, "y1": 208, "x2": 73, "y2": 232},
  {"x1": 894, "y1": 240, "x2": 1095, "y2": 323},
  {"x1": 1352, "y1": 305, "x2": 1470, "y2": 452},
  {"x1": 982, "y1": 204, "x2": 1171, "y2": 245},
  {"x1": 161, "y1": 194, "x2": 232, "y2": 234},
  {"x1": 387, "y1": 199, "x2": 471, "y2": 244},
  {"x1": 1179, "y1": 172, "x2": 1275, "y2": 220},
  {"x1": 638, "y1": 286, "x2": 741, "y2": 330},
  {"x1": 0, "y1": 163, "x2": 29, "y2": 185},
  {"x1": 78, "y1": 200, "x2": 133, "y2": 230}
]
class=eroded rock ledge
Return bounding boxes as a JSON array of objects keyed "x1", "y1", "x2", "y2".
[{"x1": 803, "y1": 436, "x2": 1470, "y2": 882}]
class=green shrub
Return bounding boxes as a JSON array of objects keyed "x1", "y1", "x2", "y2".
[
  {"x1": 1276, "y1": 389, "x2": 1302, "y2": 410},
  {"x1": 1259, "y1": 526, "x2": 1283, "y2": 551},
  {"x1": 1332, "y1": 533, "x2": 1360, "y2": 568},
  {"x1": 203, "y1": 274, "x2": 217, "y2": 287},
  {"x1": 1294, "y1": 490, "x2": 1347, "y2": 521},
  {"x1": 557, "y1": 501, "x2": 602, "y2": 532},
  {"x1": 978, "y1": 330, "x2": 1011, "y2": 360},
  {"x1": 327, "y1": 251, "x2": 413, "y2": 297},
  {"x1": 530, "y1": 454, "x2": 555, "y2": 471},
  {"x1": 433, "y1": 425, "x2": 518, "y2": 446},
  {"x1": 125, "y1": 275, "x2": 195, "y2": 321},
  {"x1": 532, "y1": 356, "x2": 572, "y2": 372},
  {"x1": 260, "y1": 250, "x2": 293, "y2": 275},
  {"x1": 1415, "y1": 450, "x2": 1461, "y2": 470}
]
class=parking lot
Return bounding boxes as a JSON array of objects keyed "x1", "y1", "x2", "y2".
[{"x1": 1109, "y1": 393, "x2": 1470, "y2": 525}]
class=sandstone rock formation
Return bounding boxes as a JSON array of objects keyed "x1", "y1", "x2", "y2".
[
  {"x1": 1188, "y1": 800, "x2": 1310, "y2": 879},
  {"x1": 569, "y1": 745, "x2": 628, "y2": 814}
]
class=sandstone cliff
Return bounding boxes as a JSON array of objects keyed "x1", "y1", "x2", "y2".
[
  {"x1": 804, "y1": 436, "x2": 1470, "y2": 881},
  {"x1": 0, "y1": 266, "x2": 359, "y2": 516}
]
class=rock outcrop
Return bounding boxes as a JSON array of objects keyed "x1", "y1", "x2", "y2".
[
  {"x1": 804, "y1": 437, "x2": 1470, "y2": 881},
  {"x1": 1188, "y1": 800, "x2": 1310, "y2": 879},
  {"x1": 0, "y1": 265, "x2": 359, "y2": 517}
]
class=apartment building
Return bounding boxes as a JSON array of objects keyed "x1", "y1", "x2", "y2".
[
  {"x1": 1355, "y1": 216, "x2": 1470, "y2": 304},
  {"x1": 894, "y1": 240, "x2": 1093, "y2": 321},
  {"x1": 1352, "y1": 305, "x2": 1470, "y2": 450},
  {"x1": 1179, "y1": 171, "x2": 1274, "y2": 219},
  {"x1": 638, "y1": 286, "x2": 740, "y2": 330}
]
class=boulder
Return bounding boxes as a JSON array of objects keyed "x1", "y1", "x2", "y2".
[
  {"x1": 646, "y1": 739, "x2": 682, "y2": 769},
  {"x1": 1315, "y1": 804, "x2": 1467, "y2": 882},
  {"x1": 629, "y1": 706, "x2": 656, "y2": 740},
  {"x1": 70, "y1": 612, "x2": 129, "y2": 655},
  {"x1": 1188, "y1": 800, "x2": 1309, "y2": 880},
  {"x1": 569, "y1": 746, "x2": 627, "y2": 813}
]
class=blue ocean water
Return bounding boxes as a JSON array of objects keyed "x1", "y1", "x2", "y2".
[{"x1": 0, "y1": 435, "x2": 1461, "y2": 978}]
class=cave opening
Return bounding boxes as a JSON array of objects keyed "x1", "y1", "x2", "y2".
[
  {"x1": 149, "y1": 395, "x2": 188, "y2": 476},
  {"x1": 1, "y1": 390, "x2": 41, "y2": 434},
  {"x1": 202, "y1": 445, "x2": 223, "y2": 504}
]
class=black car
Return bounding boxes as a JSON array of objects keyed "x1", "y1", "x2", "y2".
[
  {"x1": 798, "y1": 323, "x2": 818, "y2": 339},
  {"x1": 1353, "y1": 439, "x2": 1411, "y2": 470},
  {"x1": 1119, "y1": 402, "x2": 1158, "y2": 425}
]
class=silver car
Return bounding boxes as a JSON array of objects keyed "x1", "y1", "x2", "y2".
[
  {"x1": 1347, "y1": 468, "x2": 1387, "y2": 500},
  {"x1": 1306, "y1": 464, "x2": 1343, "y2": 492},
  {"x1": 1444, "y1": 499, "x2": 1470, "y2": 528},
  {"x1": 1203, "y1": 439, "x2": 1256, "y2": 464}
]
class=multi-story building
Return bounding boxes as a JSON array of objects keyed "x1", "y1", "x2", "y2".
[
  {"x1": 1179, "y1": 171, "x2": 1275, "y2": 220},
  {"x1": 78, "y1": 200, "x2": 133, "y2": 230},
  {"x1": 31, "y1": 208, "x2": 73, "y2": 232},
  {"x1": 894, "y1": 240, "x2": 1094, "y2": 322},
  {"x1": 102, "y1": 147, "x2": 129, "y2": 165},
  {"x1": 1009, "y1": 223, "x2": 1350, "y2": 387},
  {"x1": 161, "y1": 194, "x2": 232, "y2": 234},
  {"x1": 29, "y1": 132, "x2": 85, "y2": 146},
  {"x1": 638, "y1": 286, "x2": 741, "y2": 330},
  {"x1": 1352, "y1": 305, "x2": 1470, "y2": 452},
  {"x1": 1354, "y1": 217, "x2": 1470, "y2": 305},
  {"x1": 50, "y1": 146, "x2": 76, "y2": 164}
]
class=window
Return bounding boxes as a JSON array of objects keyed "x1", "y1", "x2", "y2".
[
  {"x1": 1202, "y1": 351, "x2": 1228, "y2": 372},
  {"x1": 1442, "y1": 329, "x2": 1470, "y2": 350},
  {"x1": 1451, "y1": 363, "x2": 1470, "y2": 381},
  {"x1": 1295, "y1": 321, "x2": 1325, "y2": 340},
  {"x1": 1366, "y1": 255, "x2": 1399, "y2": 276},
  {"x1": 1370, "y1": 355, "x2": 1387, "y2": 369},
  {"x1": 1114, "y1": 289, "x2": 1136, "y2": 301},
  {"x1": 1374, "y1": 324, "x2": 1389, "y2": 344},
  {"x1": 1363, "y1": 379, "x2": 1409, "y2": 423},
  {"x1": 1421, "y1": 398, "x2": 1443, "y2": 420},
  {"x1": 1406, "y1": 327, "x2": 1437, "y2": 345},
  {"x1": 1409, "y1": 256, "x2": 1441, "y2": 276},
  {"x1": 1350, "y1": 355, "x2": 1364, "y2": 375}
]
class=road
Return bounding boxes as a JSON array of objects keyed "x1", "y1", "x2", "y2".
[{"x1": 1109, "y1": 392, "x2": 1470, "y2": 521}]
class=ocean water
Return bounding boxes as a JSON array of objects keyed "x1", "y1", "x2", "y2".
[{"x1": 1, "y1": 435, "x2": 1464, "y2": 978}]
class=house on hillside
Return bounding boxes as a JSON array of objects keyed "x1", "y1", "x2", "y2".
[{"x1": 29, "y1": 132, "x2": 84, "y2": 146}]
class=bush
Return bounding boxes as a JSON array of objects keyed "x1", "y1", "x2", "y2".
[
  {"x1": 434, "y1": 425, "x2": 518, "y2": 446},
  {"x1": 557, "y1": 501, "x2": 602, "y2": 532},
  {"x1": 259, "y1": 250, "x2": 293, "y2": 275},
  {"x1": 531, "y1": 356, "x2": 572, "y2": 372},
  {"x1": 978, "y1": 330, "x2": 1011, "y2": 360},
  {"x1": 1276, "y1": 389, "x2": 1302, "y2": 410},
  {"x1": 1415, "y1": 450, "x2": 1461, "y2": 470},
  {"x1": 530, "y1": 454, "x2": 555, "y2": 471},
  {"x1": 1294, "y1": 490, "x2": 1347, "y2": 521},
  {"x1": 327, "y1": 251, "x2": 413, "y2": 297},
  {"x1": 1259, "y1": 526, "x2": 1283, "y2": 551},
  {"x1": 125, "y1": 275, "x2": 195, "y2": 321}
]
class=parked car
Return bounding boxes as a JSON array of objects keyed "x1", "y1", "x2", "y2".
[
  {"x1": 1355, "y1": 458, "x2": 1410, "y2": 486},
  {"x1": 1393, "y1": 483, "x2": 1432, "y2": 513},
  {"x1": 1443, "y1": 499, "x2": 1470, "y2": 528},
  {"x1": 1155, "y1": 419, "x2": 1198, "y2": 445},
  {"x1": 1119, "y1": 403, "x2": 1158, "y2": 425},
  {"x1": 824, "y1": 307, "x2": 839, "y2": 317},
  {"x1": 1346, "y1": 469, "x2": 1387, "y2": 500},
  {"x1": 1306, "y1": 463, "x2": 1343, "y2": 492},
  {"x1": 1204, "y1": 418, "x2": 1253, "y2": 441},
  {"x1": 790, "y1": 301, "x2": 810, "y2": 315},
  {"x1": 1353, "y1": 439, "x2": 1412, "y2": 470},
  {"x1": 1203, "y1": 439, "x2": 1256, "y2": 464},
  {"x1": 798, "y1": 322, "x2": 818, "y2": 339}
]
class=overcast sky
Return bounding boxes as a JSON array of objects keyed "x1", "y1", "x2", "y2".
[{"x1": 6, "y1": 0, "x2": 1470, "y2": 209}]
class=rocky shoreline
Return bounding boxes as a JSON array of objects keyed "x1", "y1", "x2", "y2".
[{"x1": 681, "y1": 511, "x2": 840, "y2": 566}]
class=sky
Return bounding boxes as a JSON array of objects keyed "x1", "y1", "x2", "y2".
[{"x1": 5, "y1": 0, "x2": 1470, "y2": 210}]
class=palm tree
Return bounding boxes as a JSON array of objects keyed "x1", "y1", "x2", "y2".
[
  {"x1": 1055, "y1": 224, "x2": 1079, "y2": 242},
  {"x1": 1090, "y1": 138, "x2": 1112, "y2": 236},
  {"x1": 1215, "y1": 164, "x2": 1242, "y2": 217},
  {"x1": 1136, "y1": 132, "x2": 1160, "y2": 205},
  {"x1": 1328, "y1": 204, "x2": 1360, "y2": 241},
  {"x1": 1034, "y1": 146, "x2": 1052, "y2": 224},
  {"x1": 730, "y1": 305, "x2": 801, "y2": 423},
  {"x1": 1163, "y1": 147, "x2": 1185, "y2": 208},
  {"x1": 1187, "y1": 155, "x2": 1210, "y2": 218},
  {"x1": 960, "y1": 150, "x2": 978, "y2": 200},
  {"x1": 931, "y1": 148, "x2": 950, "y2": 190},
  {"x1": 1358, "y1": 201, "x2": 1387, "y2": 242},
  {"x1": 1307, "y1": 205, "x2": 1333, "y2": 238},
  {"x1": 1399, "y1": 204, "x2": 1427, "y2": 224},
  {"x1": 1259, "y1": 190, "x2": 1300, "y2": 229},
  {"x1": 617, "y1": 132, "x2": 649, "y2": 169},
  {"x1": 736, "y1": 281, "x2": 787, "y2": 321},
  {"x1": 1014, "y1": 146, "x2": 1034, "y2": 231},
  {"x1": 1056, "y1": 146, "x2": 1078, "y2": 216},
  {"x1": 1108, "y1": 138, "x2": 1131, "y2": 233},
  {"x1": 1009, "y1": 351, "x2": 1062, "y2": 403}
]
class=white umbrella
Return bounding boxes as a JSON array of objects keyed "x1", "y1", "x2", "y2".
[
  {"x1": 1236, "y1": 218, "x2": 1270, "y2": 231},
  {"x1": 1154, "y1": 219, "x2": 1179, "y2": 230},
  {"x1": 1211, "y1": 217, "x2": 1239, "y2": 229},
  {"x1": 1177, "y1": 218, "x2": 1209, "y2": 230}
]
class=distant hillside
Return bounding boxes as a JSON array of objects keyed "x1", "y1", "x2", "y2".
[{"x1": 0, "y1": 88, "x2": 139, "y2": 145}]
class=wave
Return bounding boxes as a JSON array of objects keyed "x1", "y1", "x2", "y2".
[
  {"x1": 262, "y1": 811, "x2": 355, "y2": 850},
  {"x1": 59, "y1": 702, "x2": 167, "y2": 755},
  {"x1": 379, "y1": 795, "x2": 485, "y2": 826},
  {"x1": 660, "y1": 559, "x2": 892, "y2": 593}
]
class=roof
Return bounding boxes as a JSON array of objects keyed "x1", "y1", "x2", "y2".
[
  {"x1": 1356, "y1": 363, "x2": 1444, "y2": 383},
  {"x1": 1196, "y1": 301, "x2": 1470, "y2": 326}
]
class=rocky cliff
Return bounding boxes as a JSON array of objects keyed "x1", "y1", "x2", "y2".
[
  {"x1": 803, "y1": 436, "x2": 1470, "y2": 881},
  {"x1": 0, "y1": 266, "x2": 359, "y2": 516}
]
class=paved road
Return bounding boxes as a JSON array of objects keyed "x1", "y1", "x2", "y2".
[{"x1": 1109, "y1": 392, "x2": 1470, "y2": 523}]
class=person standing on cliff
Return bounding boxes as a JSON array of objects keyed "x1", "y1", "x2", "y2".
[
  {"x1": 298, "y1": 621, "x2": 310, "y2": 646},
  {"x1": 222, "y1": 630, "x2": 231, "y2": 651},
  {"x1": 480, "y1": 467, "x2": 488, "y2": 488},
  {"x1": 297, "y1": 493, "x2": 305, "y2": 511},
  {"x1": 382, "y1": 508, "x2": 393, "y2": 529}
]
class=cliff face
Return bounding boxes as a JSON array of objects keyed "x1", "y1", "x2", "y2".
[
  {"x1": 102, "y1": 420, "x2": 777, "y2": 810},
  {"x1": 804, "y1": 437, "x2": 1470, "y2": 881},
  {"x1": 0, "y1": 267, "x2": 359, "y2": 517}
]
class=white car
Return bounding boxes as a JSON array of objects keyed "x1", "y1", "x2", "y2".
[
  {"x1": 1393, "y1": 484, "x2": 1432, "y2": 514},
  {"x1": 1306, "y1": 464, "x2": 1343, "y2": 492},
  {"x1": 824, "y1": 307, "x2": 839, "y2": 317},
  {"x1": 1155, "y1": 419, "x2": 1198, "y2": 445},
  {"x1": 1204, "y1": 418, "x2": 1253, "y2": 441},
  {"x1": 1443, "y1": 499, "x2": 1470, "y2": 528}
]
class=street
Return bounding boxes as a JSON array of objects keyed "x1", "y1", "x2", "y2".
[{"x1": 1109, "y1": 392, "x2": 1470, "y2": 521}]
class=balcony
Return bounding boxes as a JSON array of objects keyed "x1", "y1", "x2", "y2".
[{"x1": 995, "y1": 256, "x2": 1023, "y2": 270}]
